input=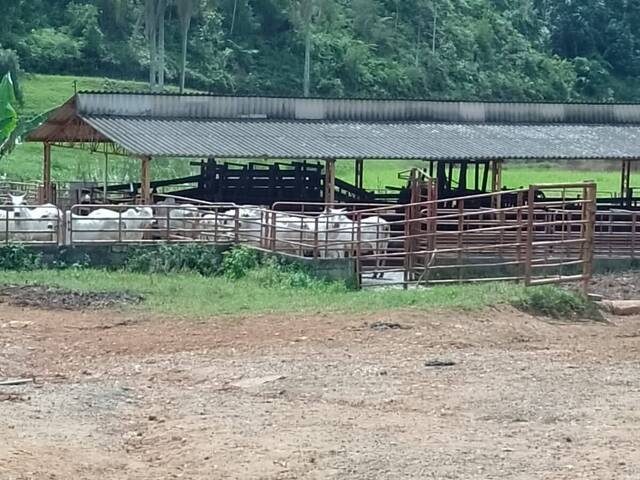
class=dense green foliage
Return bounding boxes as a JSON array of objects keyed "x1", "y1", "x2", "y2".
[
  {"x1": 1, "y1": 0, "x2": 640, "y2": 101},
  {"x1": 0, "y1": 245, "x2": 42, "y2": 270},
  {"x1": 513, "y1": 285, "x2": 603, "y2": 321},
  {"x1": 125, "y1": 244, "x2": 226, "y2": 275}
]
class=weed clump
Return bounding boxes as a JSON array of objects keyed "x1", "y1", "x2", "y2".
[
  {"x1": 125, "y1": 244, "x2": 224, "y2": 276},
  {"x1": 0, "y1": 245, "x2": 42, "y2": 270},
  {"x1": 513, "y1": 286, "x2": 603, "y2": 321}
]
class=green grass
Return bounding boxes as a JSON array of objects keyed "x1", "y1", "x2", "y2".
[
  {"x1": 2, "y1": 74, "x2": 197, "y2": 183},
  {"x1": 337, "y1": 159, "x2": 622, "y2": 194},
  {"x1": 18, "y1": 74, "x2": 151, "y2": 119},
  {"x1": 0, "y1": 268, "x2": 528, "y2": 317},
  {"x1": 0, "y1": 73, "x2": 630, "y2": 195}
]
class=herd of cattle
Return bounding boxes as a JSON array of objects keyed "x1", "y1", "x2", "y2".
[{"x1": 0, "y1": 195, "x2": 392, "y2": 271}]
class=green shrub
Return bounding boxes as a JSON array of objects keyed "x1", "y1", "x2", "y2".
[
  {"x1": 0, "y1": 245, "x2": 42, "y2": 270},
  {"x1": 125, "y1": 244, "x2": 224, "y2": 276},
  {"x1": 247, "y1": 257, "x2": 335, "y2": 289},
  {"x1": 221, "y1": 246, "x2": 262, "y2": 279},
  {"x1": 513, "y1": 286, "x2": 603, "y2": 321}
]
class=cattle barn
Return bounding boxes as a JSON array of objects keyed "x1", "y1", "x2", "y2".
[{"x1": 25, "y1": 93, "x2": 640, "y2": 209}]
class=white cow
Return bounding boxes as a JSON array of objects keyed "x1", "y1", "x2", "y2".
[
  {"x1": 121, "y1": 207, "x2": 155, "y2": 241},
  {"x1": 359, "y1": 216, "x2": 391, "y2": 279},
  {"x1": 154, "y1": 200, "x2": 202, "y2": 239},
  {"x1": 8, "y1": 194, "x2": 61, "y2": 242},
  {"x1": 67, "y1": 209, "x2": 123, "y2": 243},
  {"x1": 234, "y1": 207, "x2": 264, "y2": 246},
  {"x1": 199, "y1": 211, "x2": 236, "y2": 242},
  {"x1": 315, "y1": 208, "x2": 391, "y2": 278},
  {"x1": 265, "y1": 213, "x2": 313, "y2": 254},
  {"x1": 314, "y1": 208, "x2": 354, "y2": 258},
  {"x1": 67, "y1": 207, "x2": 155, "y2": 243}
]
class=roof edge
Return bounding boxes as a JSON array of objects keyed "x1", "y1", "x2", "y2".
[{"x1": 76, "y1": 90, "x2": 640, "y2": 107}]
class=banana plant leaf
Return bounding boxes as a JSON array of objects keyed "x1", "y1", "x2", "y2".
[{"x1": 0, "y1": 73, "x2": 19, "y2": 154}]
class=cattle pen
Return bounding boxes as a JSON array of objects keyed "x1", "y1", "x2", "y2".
[{"x1": 5, "y1": 93, "x2": 640, "y2": 289}]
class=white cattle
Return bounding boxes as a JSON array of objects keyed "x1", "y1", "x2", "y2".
[
  {"x1": 121, "y1": 207, "x2": 155, "y2": 241},
  {"x1": 8, "y1": 194, "x2": 61, "y2": 242},
  {"x1": 199, "y1": 212, "x2": 235, "y2": 242},
  {"x1": 234, "y1": 207, "x2": 264, "y2": 246},
  {"x1": 314, "y1": 208, "x2": 354, "y2": 258},
  {"x1": 154, "y1": 200, "x2": 202, "y2": 239},
  {"x1": 265, "y1": 213, "x2": 313, "y2": 254},
  {"x1": 67, "y1": 209, "x2": 123, "y2": 243},
  {"x1": 359, "y1": 216, "x2": 391, "y2": 278},
  {"x1": 314, "y1": 208, "x2": 391, "y2": 277},
  {"x1": 67, "y1": 207, "x2": 154, "y2": 243}
]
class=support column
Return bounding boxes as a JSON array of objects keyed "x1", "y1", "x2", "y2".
[
  {"x1": 324, "y1": 158, "x2": 336, "y2": 205},
  {"x1": 355, "y1": 158, "x2": 364, "y2": 191},
  {"x1": 621, "y1": 159, "x2": 631, "y2": 207},
  {"x1": 103, "y1": 150, "x2": 109, "y2": 203},
  {"x1": 140, "y1": 156, "x2": 152, "y2": 204},
  {"x1": 491, "y1": 159, "x2": 503, "y2": 209},
  {"x1": 42, "y1": 142, "x2": 52, "y2": 203}
]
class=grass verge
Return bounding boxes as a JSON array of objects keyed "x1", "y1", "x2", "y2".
[{"x1": 0, "y1": 268, "x2": 529, "y2": 317}]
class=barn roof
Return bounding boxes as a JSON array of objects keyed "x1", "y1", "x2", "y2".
[{"x1": 26, "y1": 92, "x2": 640, "y2": 160}]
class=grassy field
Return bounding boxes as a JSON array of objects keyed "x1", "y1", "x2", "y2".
[
  {"x1": 0, "y1": 73, "x2": 630, "y2": 195},
  {"x1": 0, "y1": 268, "x2": 527, "y2": 317}
]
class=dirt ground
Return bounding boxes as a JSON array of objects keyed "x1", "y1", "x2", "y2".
[{"x1": 1, "y1": 300, "x2": 640, "y2": 479}]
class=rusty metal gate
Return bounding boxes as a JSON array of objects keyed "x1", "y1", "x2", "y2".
[{"x1": 363, "y1": 181, "x2": 598, "y2": 291}]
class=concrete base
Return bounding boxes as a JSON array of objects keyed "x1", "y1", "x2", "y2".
[{"x1": 601, "y1": 300, "x2": 640, "y2": 316}]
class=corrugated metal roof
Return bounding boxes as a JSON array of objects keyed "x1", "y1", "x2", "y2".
[
  {"x1": 81, "y1": 116, "x2": 640, "y2": 160},
  {"x1": 75, "y1": 93, "x2": 640, "y2": 124}
]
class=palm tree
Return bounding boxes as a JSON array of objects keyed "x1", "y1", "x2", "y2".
[
  {"x1": 176, "y1": 0, "x2": 195, "y2": 93},
  {"x1": 290, "y1": 0, "x2": 324, "y2": 97},
  {"x1": 144, "y1": 0, "x2": 167, "y2": 91}
]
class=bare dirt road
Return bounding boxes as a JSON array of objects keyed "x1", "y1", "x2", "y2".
[{"x1": 1, "y1": 302, "x2": 640, "y2": 479}]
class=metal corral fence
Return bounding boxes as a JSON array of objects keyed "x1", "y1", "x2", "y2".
[
  {"x1": 0, "y1": 181, "x2": 41, "y2": 204},
  {"x1": 0, "y1": 182, "x2": 601, "y2": 290}
]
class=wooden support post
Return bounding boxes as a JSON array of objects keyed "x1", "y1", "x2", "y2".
[
  {"x1": 516, "y1": 191, "x2": 524, "y2": 281},
  {"x1": 620, "y1": 159, "x2": 632, "y2": 207},
  {"x1": 103, "y1": 150, "x2": 109, "y2": 203},
  {"x1": 582, "y1": 182, "x2": 597, "y2": 294},
  {"x1": 324, "y1": 158, "x2": 336, "y2": 205},
  {"x1": 140, "y1": 156, "x2": 152, "y2": 204},
  {"x1": 481, "y1": 160, "x2": 490, "y2": 191},
  {"x1": 436, "y1": 161, "x2": 446, "y2": 200},
  {"x1": 355, "y1": 158, "x2": 364, "y2": 191},
  {"x1": 459, "y1": 160, "x2": 468, "y2": 192},
  {"x1": 524, "y1": 186, "x2": 536, "y2": 286},
  {"x1": 491, "y1": 159, "x2": 503, "y2": 209},
  {"x1": 42, "y1": 142, "x2": 52, "y2": 203},
  {"x1": 621, "y1": 159, "x2": 628, "y2": 207},
  {"x1": 474, "y1": 161, "x2": 480, "y2": 191}
]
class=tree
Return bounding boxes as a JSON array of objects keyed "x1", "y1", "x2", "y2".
[
  {"x1": 289, "y1": 0, "x2": 334, "y2": 97},
  {"x1": 177, "y1": 0, "x2": 196, "y2": 93},
  {"x1": 144, "y1": 0, "x2": 167, "y2": 91}
]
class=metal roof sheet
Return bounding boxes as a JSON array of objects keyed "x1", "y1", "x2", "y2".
[
  {"x1": 75, "y1": 93, "x2": 640, "y2": 124},
  {"x1": 81, "y1": 116, "x2": 640, "y2": 160}
]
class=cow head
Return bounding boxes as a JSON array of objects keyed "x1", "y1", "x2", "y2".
[
  {"x1": 9, "y1": 193, "x2": 26, "y2": 207},
  {"x1": 134, "y1": 206, "x2": 154, "y2": 218},
  {"x1": 9, "y1": 194, "x2": 27, "y2": 218}
]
